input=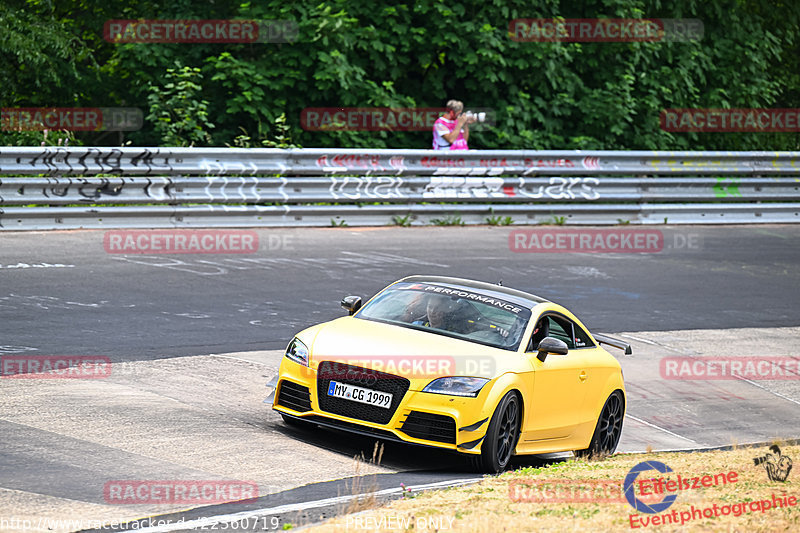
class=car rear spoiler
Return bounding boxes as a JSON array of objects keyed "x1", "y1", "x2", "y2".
[{"x1": 593, "y1": 334, "x2": 633, "y2": 355}]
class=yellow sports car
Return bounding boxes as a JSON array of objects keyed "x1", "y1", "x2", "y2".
[{"x1": 271, "y1": 275, "x2": 629, "y2": 473}]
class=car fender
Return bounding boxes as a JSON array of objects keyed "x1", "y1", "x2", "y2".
[
  {"x1": 454, "y1": 371, "x2": 528, "y2": 454},
  {"x1": 589, "y1": 369, "x2": 626, "y2": 422},
  {"x1": 478, "y1": 371, "x2": 529, "y2": 430}
]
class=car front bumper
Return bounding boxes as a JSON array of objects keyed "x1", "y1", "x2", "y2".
[{"x1": 271, "y1": 358, "x2": 492, "y2": 454}]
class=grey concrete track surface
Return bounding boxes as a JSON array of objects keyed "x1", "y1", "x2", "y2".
[
  {"x1": 0, "y1": 226, "x2": 799, "y2": 531},
  {"x1": 1, "y1": 330, "x2": 798, "y2": 532},
  {"x1": 0, "y1": 225, "x2": 798, "y2": 358}
]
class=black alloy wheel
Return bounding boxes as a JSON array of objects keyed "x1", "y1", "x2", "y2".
[
  {"x1": 473, "y1": 392, "x2": 520, "y2": 473},
  {"x1": 576, "y1": 391, "x2": 624, "y2": 459}
]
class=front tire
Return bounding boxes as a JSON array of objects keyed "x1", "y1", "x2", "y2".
[
  {"x1": 575, "y1": 391, "x2": 624, "y2": 459},
  {"x1": 473, "y1": 392, "x2": 521, "y2": 473}
]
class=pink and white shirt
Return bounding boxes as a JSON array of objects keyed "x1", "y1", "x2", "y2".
[{"x1": 432, "y1": 116, "x2": 468, "y2": 150}]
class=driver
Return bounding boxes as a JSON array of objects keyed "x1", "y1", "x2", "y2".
[
  {"x1": 406, "y1": 292, "x2": 512, "y2": 339},
  {"x1": 529, "y1": 318, "x2": 549, "y2": 351},
  {"x1": 412, "y1": 294, "x2": 457, "y2": 330}
]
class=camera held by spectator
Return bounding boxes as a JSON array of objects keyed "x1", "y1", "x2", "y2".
[{"x1": 464, "y1": 111, "x2": 486, "y2": 123}]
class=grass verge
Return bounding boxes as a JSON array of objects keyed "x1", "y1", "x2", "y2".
[{"x1": 303, "y1": 443, "x2": 799, "y2": 532}]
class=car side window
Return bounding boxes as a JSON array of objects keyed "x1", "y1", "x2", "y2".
[
  {"x1": 527, "y1": 314, "x2": 595, "y2": 351},
  {"x1": 572, "y1": 322, "x2": 594, "y2": 348},
  {"x1": 546, "y1": 316, "x2": 575, "y2": 349},
  {"x1": 527, "y1": 314, "x2": 574, "y2": 351}
]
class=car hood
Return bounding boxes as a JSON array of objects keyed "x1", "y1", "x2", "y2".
[{"x1": 305, "y1": 316, "x2": 527, "y2": 387}]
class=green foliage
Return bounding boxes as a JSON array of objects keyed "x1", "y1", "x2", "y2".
[
  {"x1": 431, "y1": 214, "x2": 465, "y2": 226},
  {"x1": 541, "y1": 215, "x2": 567, "y2": 225},
  {"x1": 230, "y1": 114, "x2": 300, "y2": 148},
  {"x1": 0, "y1": 2, "x2": 95, "y2": 107},
  {"x1": 146, "y1": 63, "x2": 215, "y2": 146},
  {"x1": 0, "y1": 128, "x2": 79, "y2": 147},
  {"x1": 262, "y1": 114, "x2": 299, "y2": 148},
  {"x1": 392, "y1": 213, "x2": 414, "y2": 226},
  {"x1": 330, "y1": 217, "x2": 348, "y2": 226},
  {"x1": 2, "y1": 0, "x2": 800, "y2": 149},
  {"x1": 486, "y1": 214, "x2": 514, "y2": 225}
]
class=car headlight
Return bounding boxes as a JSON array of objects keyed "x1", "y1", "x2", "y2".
[
  {"x1": 422, "y1": 377, "x2": 489, "y2": 397},
  {"x1": 285, "y1": 338, "x2": 309, "y2": 366}
]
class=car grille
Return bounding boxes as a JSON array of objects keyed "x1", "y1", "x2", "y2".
[
  {"x1": 400, "y1": 411, "x2": 457, "y2": 444},
  {"x1": 275, "y1": 380, "x2": 312, "y2": 412},
  {"x1": 316, "y1": 361, "x2": 410, "y2": 424}
]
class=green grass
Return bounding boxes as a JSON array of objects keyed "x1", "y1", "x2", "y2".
[
  {"x1": 486, "y1": 214, "x2": 514, "y2": 225},
  {"x1": 430, "y1": 215, "x2": 465, "y2": 226},
  {"x1": 392, "y1": 214, "x2": 413, "y2": 227}
]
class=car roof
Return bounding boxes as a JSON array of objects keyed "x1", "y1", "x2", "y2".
[{"x1": 397, "y1": 275, "x2": 550, "y2": 309}]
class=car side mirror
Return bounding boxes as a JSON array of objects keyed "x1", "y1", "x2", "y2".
[
  {"x1": 536, "y1": 336, "x2": 568, "y2": 362},
  {"x1": 341, "y1": 295, "x2": 362, "y2": 315}
]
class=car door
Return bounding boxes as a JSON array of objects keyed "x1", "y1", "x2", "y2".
[{"x1": 520, "y1": 314, "x2": 591, "y2": 442}]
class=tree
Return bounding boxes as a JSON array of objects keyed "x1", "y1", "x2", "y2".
[{"x1": 2, "y1": 0, "x2": 799, "y2": 150}]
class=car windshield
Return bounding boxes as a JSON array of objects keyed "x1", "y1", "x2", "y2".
[{"x1": 356, "y1": 282, "x2": 531, "y2": 350}]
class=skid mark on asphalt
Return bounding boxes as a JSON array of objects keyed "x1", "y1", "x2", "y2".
[
  {"x1": 110, "y1": 252, "x2": 449, "y2": 278},
  {"x1": 0, "y1": 345, "x2": 38, "y2": 355},
  {"x1": 0, "y1": 293, "x2": 110, "y2": 311}
]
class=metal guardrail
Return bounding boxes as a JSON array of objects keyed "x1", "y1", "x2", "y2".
[
  {"x1": 1, "y1": 147, "x2": 799, "y2": 229},
  {"x1": 2, "y1": 176, "x2": 798, "y2": 205}
]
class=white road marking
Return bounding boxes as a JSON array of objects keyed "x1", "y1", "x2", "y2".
[
  {"x1": 208, "y1": 354, "x2": 274, "y2": 365},
  {"x1": 0, "y1": 263, "x2": 75, "y2": 269},
  {"x1": 625, "y1": 414, "x2": 699, "y2": 445},
  {"x1": 134, "y1": 478, "x2": 482, "y2": 532},
  {"x1": 730, "y1": 375, "x2": 800, "y2": 406},
  {"x1": 618, "y1": 333, "x2": 657, "y2": 345}
]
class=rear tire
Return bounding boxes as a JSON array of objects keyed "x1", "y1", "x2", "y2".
[
  {"x1": 472, "y1": 392, "x2": 521, "y2": 473},
  {"x1": 575, "y1": 391, "x2": 624, "y2": 459}
]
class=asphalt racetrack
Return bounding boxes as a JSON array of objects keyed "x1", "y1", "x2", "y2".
[{"x1": 1, "y1": 225, "x2": 799, "y2": 531}]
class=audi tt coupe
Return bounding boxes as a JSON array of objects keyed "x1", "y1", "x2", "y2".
[{"x1": 270, "y1": 275, "x2": 629, "y2": 473}]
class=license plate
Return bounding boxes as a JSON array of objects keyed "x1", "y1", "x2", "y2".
[{"x1": 327, "y1": 381, "x2": 393, "y2": 408}]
